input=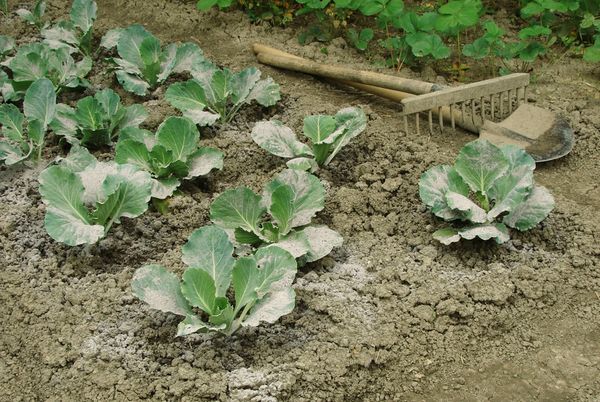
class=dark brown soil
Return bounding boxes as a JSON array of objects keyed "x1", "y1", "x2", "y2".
[{"x1": 1, "y1": 1, "x2": 599, "y2": 401}]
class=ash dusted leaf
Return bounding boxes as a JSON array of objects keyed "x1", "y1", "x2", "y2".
[
  {"x1": 176, "y1": 314, "x2": 225, "y2": 336},
  {"x1": 210, "y1": 187, "x2": 266, "y2": 234},
  {"x1": 487, "y1": 145, "x2": 535, "y2": 219},
  {"x1": 324, "y1": 106, "x2": 367, "y2": 164},
  {"x1": 186, "y1": 147, "x2": 223, "y2": 179},
  {"x1": 262, "y1": 169, "x2": 325, "y2": 228},
  {"x1": 181, "y1": 225, "x2": 235, "y2": 297},
  {"x1": 0, "y1": 103, "x2": 25, "y2": 142},
  {"x1": 253, "y1": 246, "x2": 297, "y2": 298},
  {"x1": 38, "y1": 165, "x2": 104, "y2": 245},
  {"x1": 155, "y1": 116, "x2": 199, "y2": 161},
  {"x1": 246, "y1": 77, "x2": 280, "y2": 107},
  {"x1": 243, "y1": 287, "x2": 295, "y2": 328},
  {"x1": 131, "y1": 264, "x2": 192, "y2": 316},
  {"x1": 181, "y1": 268, "x2": 218, "y2": 315},
  {"x1": 70, "y1": 0, "x2": 97, "y2": 33},
  {"x1": 0, "y1": 35, "x2": 15, "y2": 57},
  {"x1": 432, "y1": 227, "x2": 461, "y2": 245},
  {"x1": 454, "y1": 139, "x2": 509, "y2": 195},
  {"x1": 445, "y1": 191, "x2": 487, "y2": 223},
  {"x1": 503, "y1": 185, "x2": 554, "y2": 231},
  {"x1": 0, "y1": 142, "x2": 27, "y2": 165},
  {"x1": 116, "y1": 24, "x2": 151, "y2": 69},
  {"x1": 251, "y1": 120, "x2": 313, "y2": 159},
  {"x1": 164, "y1": 80, "x2": 218, "y2": 125},
  {"x1": 300, "y1": 225, "x2": 343, "y2": 262},
  {"x1": 99, "y1": 28, "x2": 123, "y2": 50},
  {"x1": 275, "y1": 230, "x2": 311, "y2": 258},
  {"x1": 59, "y1": 144, "x2": 96, "y2": 172},
  {"x1": 286, "y1": 157, "x2": 319, "y2": 172},
  {"x1": 232, "y1": 257, "x2": 261, "y2": 311},
  {"x1": 269, "y1": 184, "x2": 295, "y2": 236},
  {"x1": 231, "y1": 66, "x2": 261, "y2": 105},
  {"x1": 116, "y1": 70, "x2": 150, "y2": 96},
  {"x1": 172, "y1": 42, "x2": 207, "y2": 73},
  {"x1": 23, "y1": 78, "x2": 55, "y2": 129},
  {"x1": 151, "y1": 177, "x2": 180, "y2": 199},
  {"x1": 419, "y1": 165, "x2": 469, "y2": 220},
  {"x1": 434, "y1": 223, "x2": 509, "y2": 245}
]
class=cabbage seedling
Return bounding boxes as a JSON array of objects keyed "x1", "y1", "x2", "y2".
[
  {"x1": 251, "y1": 107, "x2": 366, "y2": 172},
  {"x1": 115, "y1": 116, "x2": 223, "y2": 199},
  {"x1": 51, "y1": 88, "x2": 148, "y2": 148},
  {"x1": 165, "y1": 66, "x2": 280, "y2": 125},
  {"x1": 132, "y1": 225, "x2": 297, "y2": 336},
  {"x1": 419, "y1": 139, "x2": 555, "y2": 245},
  {"x1": 16, "y1": 0, "x2": 46, "y2": 28},
  {"x1": 41, "y1": 0, "x2": 97, "y2": 55},
  {"x1": 0, "y1": 78, "x2": 56, "y2": 165},
  {"x1": 1, "y1": 42, "x2": 91, "y2": 101},
  {"x1": 38, "y1": 145, "x2": 153, "y2": 245},
  {"x1": 210, "y1": 169, "x2": 343, "y2": 262},
  {"x1": 100, "y1": 25, "x2": 210, "y2": 96}
]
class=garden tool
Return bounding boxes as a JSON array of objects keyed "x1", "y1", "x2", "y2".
[{"x1": 252, "y1": 43, "x2": 574, "y2": 162}]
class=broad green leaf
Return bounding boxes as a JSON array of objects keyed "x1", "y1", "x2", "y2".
[
  {"x1": 232, "y1": 257, "x2": 260, "y2": 311},
  {"x1": 139, "y1": 35, "x2": 162, "y2": 84},
  {"x1": 262, "y1": 169, "x2": 325, "y2": 228},
  {"x1": 435, "y1": 0, "x2": 481, "y2": 30},
  {"x1": 155, "y1": 117, "x2": 199, "y2": 162},
  {"x1": 0, "y1": 104, "x2": 25, "y2": 141},
  {"x1": 186, "y1": 147, "x2": 223, "y2": 178},
  {"x1": 117, "y1": 24, "x2": 151, "y2": 69},
  {"x1": 23, "y1": 78, "x2": 56, "y2": 129},
  {"x1": 211, "y1": 69, "x2": 233, "y2": 103},
  {"x1": 251, "y1": 120, "x2": 313, "y2": 159},
  {"x1": 208, "y1": 299, "x2": 235, "y2": 326},
  {"x1": 454, "y1": 139, "x2": 509, "y2": 195},
  {"x1": 211, "y1": 187, "x2": 265, "y2": 234},
  {"x1": 38, "y1": 165, "x2": 104, "y2": 245},
  {"x1": 445, "y1": 191, "x2": 487, "y2": 223},
  {"x1": 92, "y1": 165, "x2": 153, "y2": 227},
  {"x1": 95, "y1": 88, "x2": 121, "y2": 120},
  {"x1": 303, "y1": 115, "x2": 336, "y2": 144},
  {"x1": 324, "y1": 106, "x2": 367, "y2": 164},
  {"x1": 27, "y1": 119, "x2": 45, "y2": 146},
  {"x1": 243, "y1": 287, "x2": 295, "y2": 327},
  {"x1": 231, "y1": 67, "x2": 261, "y2": 105},
  {"x1": 0, "y1": 35, "x2": 15, "y2": 56},
  {"x1": 406, "y1": 32, "x2": 451, "y2": 59},
  {"x1": 269, "y1": 184, "x2": 295, "y2": 235},
  {"x1": 419, "y1": 165, "x2": 469, "y2": 220},
  {"x1": 59, "y1": 144, "x2": 95, "y2": 172},
  {"x1": 0, "y1": 142, "x2": 27, "y2": 165},
  {"x1": 253, "y1": 246, "x2": 297, "y2": 297},
  {"x1": 70, "y1": 0, "x2": 96, "y2": 33},
  {"x1": 275, "y1": 230, "x2": 311, "y2": 258},
  {"x1": 131, "y1": 264, "x2": 192, "y2": 316},
  {"x1": 165, "y1": 80, "x2": 219, "y2": 126},
  {"x1": 172, "y1": 42, "x2": 206, "y2": 74},
  {"x1": 487, "y1": 145, "x2": 535, "y2": 219},
  {"x1": 197, "y1": 0, "x2": 219, "y2": 11},
  {"x1": 181, "y1": 268, "x2": 217, "y2": 315},
  {"x1": 73, "y1": 96, "x2": 103, "y2": 130},
  {"x1": 181, "y1": 225, "x2": 235, "y2": 297},
  {"x1": 503, "y1": 185, "x2": 554, "y2": 231},
  {"x1": 116, "y1": 104, "x2": 149, "y2": 133},
  {"x1": 100, "y1": 28, "x2": 123, "y2": 49},
  {"x1": 115, "y1": 139, "x2": 153, "y2": 171}
]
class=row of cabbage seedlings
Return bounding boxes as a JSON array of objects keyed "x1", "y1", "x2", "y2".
[
  {"x1": 1, "y1": 0, "x2": 556, "y2": 337},
  {"x1": 0, "y1": 0, "x2": 372, "y2": 336}
]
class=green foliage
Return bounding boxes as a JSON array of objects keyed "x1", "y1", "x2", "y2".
[
  {"x1": 41, "y1": 0, "x2": 97, "y2": 55},
  {"x1": 0, "y1": 78, "x2": 56, "y2": 165},
  {"x1": 210, "y1": 169, "x2": 343, "y2": 262},
  {"x1": 1, "y1": 42, "x2": 91, "y2": 101},
  {"x1": 100, "y1": 25, "x2": 209, "y2": 96},
  {"x1": 0, "y1": 36, "x2": 15, "y2": 60},
  {"x1": 251, "y1": 106, "x2": 366, "y2": 171},
  {"x1": 131, "y1": 226, "x2": 298, "y2": 336},
  {"x1": 419, "y1": 139, "x2": 555, "y2": 245},
  {"x1": 38, "y1": 145, "x2": 153, "y2": 245},
  {"x1": 16, "y1": 0, "x2": 46, "y2": 28},
  {"x1": 347, "y1": 28, "x2": 373, "y2": 51},
  {"x1": 115, "y1": 116, "x2": 223, "y2": 199},
  {"x1": 165, "y1": 66, "x2": 280, "y2": 125},
  {"x1": 51, "y1": 88, "x2": 148, "y2": 148},
  {"x1": 0, "y1": 0, "x2": 8, "y2": 15}
]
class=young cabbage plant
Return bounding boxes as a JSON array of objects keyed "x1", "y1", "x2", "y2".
[
  {"x1": 38, "y1": 145, "x2": 153, "y2": 246},
  {"x1": 165, "y1": 66, "x2": 280, "y2": 126},
  {"x1": 419, "y1": 139, "x2": 555, "y2": 245},
  {"x1": 132, "y1": 225, "x2": 298, "y2": 336},
  {"x1": 0, "y1": 35, "x2": 15, "y2": 60},
  {"x1": 50, "y1": 88, "x2": 148, "y2": 147},
  {"x1": 16, "y1": 0, "x2": 46, "y2": 28},
  {"x1": 1, "y1": 42, "x2": 91, "y2": 101},
  {"x1": 41, "y1": 0, "x2": 97, "y2": 55},
  {"x1": 210, "y1": 169, "x2": 343, "y2": 263},
  {"x1": 251, "y1": 107, "x2": 366, "y2": 172},
  {"x1": 100, "y1": 25, "x2": 210, "y2": 96},
  {"x1": 115, "y1": 116, "x2": 223, "y2": 199},
  {"x1": 0, "y1": 78, "x2": 56, "y2": 165}
]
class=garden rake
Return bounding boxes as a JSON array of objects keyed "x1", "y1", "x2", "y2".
[{"x1": 252, "y1": 43, "x2": 574, "y2": 162}]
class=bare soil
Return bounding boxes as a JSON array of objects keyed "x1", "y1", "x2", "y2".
[{"x1": 1, "y1": 1, "x2": 599, "y2": 401}]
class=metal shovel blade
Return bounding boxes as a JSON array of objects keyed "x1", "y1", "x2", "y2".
[{"x1": 479, "y1": 104, "x2": 574, "y2": 162}]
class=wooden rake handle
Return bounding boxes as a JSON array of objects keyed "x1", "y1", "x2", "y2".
[{"x1": 252, "y1": 43, "x2": 479, "y2": 134}]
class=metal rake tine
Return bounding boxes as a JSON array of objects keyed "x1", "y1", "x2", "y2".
[
  {"x1": 490, "y1": 94, "x2": 495, "y2": 120},
  {"x1": 461, "y1": 102, "x2": 466, "y2": 124},
  {"x1": 508, "y1": 89, "x2": 514, "y2": 114},
  {"x1": 428, "y1": 110, "x2": 433, "y2": 134},
  {"x1": 471, "y1": 99, "x2": 477, "y2": 125},
  {"x1": 450, "y1": 104, "x2": 456, "y2": 130},
  {"x1": 415, "y1": 113, "x2": 420, "y2": 135},
  {"x1": 404, "y1": 115, "x2": 408, "y2": 134},
  {"x1": 500, "y1": 91, "x2": 505, "y2": 117},
  {"x1": 438, "y1": 107, "x2": 444, "y2": 132},
  {"x1": 524, "y1": 86, "x2": 528, "y2": 104},
  {"x1": 480, "y1": 96, "x2": 485, "y2": 121}
]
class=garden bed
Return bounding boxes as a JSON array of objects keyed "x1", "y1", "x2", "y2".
[{"x1": 1, "y1": 0, "x2": 599, "y2": 400}]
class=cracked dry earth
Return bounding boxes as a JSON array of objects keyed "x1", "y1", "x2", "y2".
[{"x1": 1, "y1": 0, "x2": 599, "y2": 401}]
